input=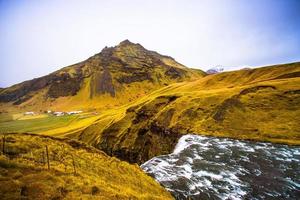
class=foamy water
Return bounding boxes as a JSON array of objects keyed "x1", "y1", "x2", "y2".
[{"x1": 141, "y1": 134, "x2": 300, "y2": 200}]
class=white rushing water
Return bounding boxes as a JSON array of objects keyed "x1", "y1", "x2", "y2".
[{"x1": 141, "y1": 134, "x2": 300, "y2": 200}]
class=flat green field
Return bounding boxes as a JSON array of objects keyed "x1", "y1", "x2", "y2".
[{"x1": 0, "y1": 113, "x2": 99, "y2": 136}]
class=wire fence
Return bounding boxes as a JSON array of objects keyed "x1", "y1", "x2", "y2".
[{"x1": 0, "y1": 134, "x2": 127, "y2": 177}]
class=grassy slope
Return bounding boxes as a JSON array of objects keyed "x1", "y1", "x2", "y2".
[
  {"x1": 0, "y1": 133, "x2": 173, "y2": 200},
  {"x1": 74, "y1": 62, "x2": 300, "y2": 164},
  {"x1": 0, "y1": 62, "x2": 299, "y2": 163}
]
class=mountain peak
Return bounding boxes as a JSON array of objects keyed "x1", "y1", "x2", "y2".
[{"x1": 118, "y1": 39, "x2": 135, "y2": 46}]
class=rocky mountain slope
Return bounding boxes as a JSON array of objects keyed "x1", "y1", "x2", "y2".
[
  {"x1": 0, "y1": 133, "x2": 173, "y2": 200},
  {"x1": 0, "y1": 40, "x2": 204, "y2": 112},
  {"x1": 72, "y1": 62, "x2": 300, "y2": 164}
]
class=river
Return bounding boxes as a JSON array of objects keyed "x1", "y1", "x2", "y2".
[{"x1": 141, "y1": 134, "x2": 300, "y2": 200}]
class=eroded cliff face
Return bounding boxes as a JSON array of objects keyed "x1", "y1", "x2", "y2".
[
  {"x1": 47, "y1": 72, "x2": 84, "y2": 98},
  {"x1": 95, "y1": 95, "x2": 183, "y2": 164}
]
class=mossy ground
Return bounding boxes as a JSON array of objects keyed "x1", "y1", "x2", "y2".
[{"x1": 0, "y1": 133, "x2": 173, "y2": 200}]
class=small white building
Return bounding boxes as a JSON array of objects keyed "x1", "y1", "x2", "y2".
[
  {"x1": 67, "y1": 111, "x2": 83, "y2": 115},
  {"x1": 53, "y1": 112, "x2": 64, "y2": 116},
  {"x1": 24, "y1": 111, "x2": 35, "y2": 115}
]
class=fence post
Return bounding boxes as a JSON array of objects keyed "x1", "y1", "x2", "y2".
[
  {"x1": 42, "y1": 150, "x2": 45, "y2": 165},
  {"x1": 72, "y1": 154, "x2": 76, "y2": 175},
  {"x1": 45, "y1": 145, "x2": 50, "y2": 170},
  {"x1": 2, "y1": 135, "x2": 5, "y2": 155}
]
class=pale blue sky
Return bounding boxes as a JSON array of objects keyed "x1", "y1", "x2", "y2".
[{"x1": 1, "y1": 0, "x2": 300, "y2": 87}]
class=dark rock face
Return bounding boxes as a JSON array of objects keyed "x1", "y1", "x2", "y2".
[
  {"x1": 47, "y1": 74, "x2": 83, "y2": 98},
  {"x1": 13, "y1": 95, "x2": 33, "y2": 105},
  {"x1": 284, "y1": 89, "x2": 300, "y2": 95},
  {"x1": 275, "y1": 71, "x2": 300, "y2": 79},
  {"x1": 95, "y1": 70, "x2": 115, "y2": 97},
  {"x1": 0, "y1": 69, "x2": 84, "y2": 103},
  {"x1": 239, "y1": 85, "x2": 276, "y2": 96},
  {"x1": 100, "y1": 46, "x2": 115, "y2": 61},
  {"x1": 165, "y1": 67, "x2": 186, "y2": 79},
  {"x1": 94, "y1": 95, "x2": 181, "y2": 164},
  {"x1": 0, "y1": 76, "x2": 51, "y2": 103},
  {"x1": 117, "y1": 72, "x2": 153, "y2": 84},
  {"x1": 99, "y1": 125, "x2": 181, "y2": 165},
  {"x1": 213, "y1": 96, "x2": 244, "y2": 122}
]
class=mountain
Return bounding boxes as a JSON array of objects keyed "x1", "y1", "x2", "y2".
[
  {"x1": 72, "y1": 62, "x2": 300, "y2": 164},
  {"x1": 0, "y1": 133, "x2": 173, "y2": 200},
  {"x1": 0, "y1": 42, "x2": 299, "y2": 167},
  {"x1": 0, "y1": 40, "x2": 205, "y2": 112},
  {"x1": 206, "y1": 65, "x2": 224, "y2": 74}
]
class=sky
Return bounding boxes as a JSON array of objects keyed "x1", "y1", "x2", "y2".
[{"x1": 0, "y1": 0, "x2": 300, "y2": 87}]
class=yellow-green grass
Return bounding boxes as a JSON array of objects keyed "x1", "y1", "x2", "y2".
[
  {"x1": 155, "y1": 78, "x2": 300, "y2": 145},
  {"x1": 0, "y1": 113, "x2": 13, "y2": 123},
  {"x1": 0, "y1": 113, "x2": 100, "y2": 136},
  {"x1": 0, "y1": 133, "x2": 173, "y2": 200},
  {"x1": 16, "y1": 113, "x2": 49, "y2": 120}
]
